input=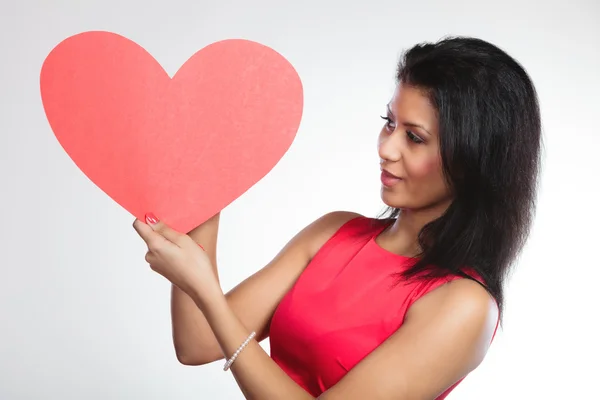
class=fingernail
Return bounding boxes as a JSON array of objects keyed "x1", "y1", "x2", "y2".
[{"x1": 145, "y1": 213, "x2": 159, "y2": 225}]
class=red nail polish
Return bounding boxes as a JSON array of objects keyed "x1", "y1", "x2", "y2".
[{"x1": 145, "y1": 213, "x2": 159, "y2": 224}]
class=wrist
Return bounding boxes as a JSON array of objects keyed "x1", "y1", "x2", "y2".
[
  {"x1": 189, "y1": 278, "x2": 225, "y2": 312},
  {"x1": 187, "y1": 212, "x2": 220, "y2": 242}
]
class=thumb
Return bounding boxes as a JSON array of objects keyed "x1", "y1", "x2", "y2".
[{"x1": 145, "y1": 213, "x2": 184, "y2": 246}]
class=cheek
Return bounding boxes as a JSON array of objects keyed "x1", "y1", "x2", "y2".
[
  {"x1": 404, "y1": 156, "x2": 449, "y2": 204},
  {"x1": 405, "y1": 155, "x2": 442, "y2": 180}
]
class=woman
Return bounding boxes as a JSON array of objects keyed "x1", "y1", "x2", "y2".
[{"x1": 133, "y1": 36, "x2": 542, "y2": 399}]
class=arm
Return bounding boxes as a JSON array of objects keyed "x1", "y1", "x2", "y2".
[
  {"x1": 171, "y1": 212, "x2": 221, "y2": 364},
  {"x1": 171, "y1": 211, "x2": 362, "y2": 365},
  {"x1": 191, "y1": 276, "x2": 499, "y2": 400}
]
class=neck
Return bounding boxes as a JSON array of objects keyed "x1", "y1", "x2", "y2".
[{"x1": 384, "y1": 201, "x2": 451, "y2": 257}]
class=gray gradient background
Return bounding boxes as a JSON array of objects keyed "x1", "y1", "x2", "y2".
[{"x1": 1, "y1": 0, "x2": 599, "y2": 399}]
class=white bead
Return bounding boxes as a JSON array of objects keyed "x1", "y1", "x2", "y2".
[{"x1": 223, "y1": 331, "x2": 256, "y2": 371}]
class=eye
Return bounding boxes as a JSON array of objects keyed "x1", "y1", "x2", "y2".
[
  {"x1": 380, "y1": 115, "x2": 395, "y2": 131},
  {"x1": 406, "y1": 130, "x2": 424, "y2": 144}
]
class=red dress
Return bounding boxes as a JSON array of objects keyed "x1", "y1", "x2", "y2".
[{"x1": 269, "y1": 216, "x2": 498, "y2": 399}]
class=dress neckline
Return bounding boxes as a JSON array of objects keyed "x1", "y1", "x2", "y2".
[{"x1": 369, "y1": 218, "x2": 417, "y2": 261}]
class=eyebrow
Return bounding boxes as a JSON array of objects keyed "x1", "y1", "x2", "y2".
[{"x1": 386, "y1": 104, "x2": 432, "y2": 136}]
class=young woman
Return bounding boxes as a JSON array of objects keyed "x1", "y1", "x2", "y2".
[{"x1": 133, "y1": 36, "x2": 542, "y2": 399}]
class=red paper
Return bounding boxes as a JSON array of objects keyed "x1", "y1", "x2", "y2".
[{"x1": 40, "y1": 31, "x2": 303, "y2": 233}]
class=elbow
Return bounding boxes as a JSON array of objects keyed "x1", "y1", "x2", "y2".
[
  {"x1": 173, "y1": 342, "x2": 215, "y2": 366},
  {"x1": 175, "y1": 350, "x2": 210, "y2": 366}
]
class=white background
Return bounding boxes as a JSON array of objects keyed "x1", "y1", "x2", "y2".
[{"x1": 1, "y1": 0, "x2": 599, "y2": 398}]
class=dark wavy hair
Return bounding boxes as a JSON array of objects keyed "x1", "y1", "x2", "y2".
[{"x1": 383, "y1": 37, "x2": 542, "y2": 322}]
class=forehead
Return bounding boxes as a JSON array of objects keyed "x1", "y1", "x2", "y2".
[{"x1": 389, "y1": 83, "x2": 438, "y2": 125}]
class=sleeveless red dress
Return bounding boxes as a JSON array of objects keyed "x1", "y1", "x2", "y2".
[{"x1": 269, "y1": 216, "x2": 498, "y2": 399}]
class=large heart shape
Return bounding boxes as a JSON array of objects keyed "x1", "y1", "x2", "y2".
[{"x1": 40, "y1": 31, "x2": 303, "y2": 233}]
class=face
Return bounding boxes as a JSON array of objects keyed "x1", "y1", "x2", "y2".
[{"x1": 378, "y1": 83, "x2": 452, "y2": 213}]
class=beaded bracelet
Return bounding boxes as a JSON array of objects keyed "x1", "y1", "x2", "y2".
[{"x1": 223, "y1": 331, "x2": 256, "y2": 371}]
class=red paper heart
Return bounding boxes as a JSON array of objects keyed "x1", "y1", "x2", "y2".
[{"x1": 40, "y1": 31, "x2": 303, "y2": 233}]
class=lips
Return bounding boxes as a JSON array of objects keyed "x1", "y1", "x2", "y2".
[
  {"x1": 382, "y1": 169, "x2": 402, "y2": 179},
  {"x1": 380, "y1": 169, "x2": 403, "y2": 187}
]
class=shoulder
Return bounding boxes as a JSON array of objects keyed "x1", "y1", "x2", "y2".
[
  {"x1": 408, "y1": 278, "x2": 498, "y2": 327},
  {"x1": 302, "y1": 211, "x2": 364, "y2": 257},
  {"x1": 406, "y1": 278, "x2": 499, "y2": 361},
  {"x1": 442, "y1": 279, "x2": 498, "y2": 328}
]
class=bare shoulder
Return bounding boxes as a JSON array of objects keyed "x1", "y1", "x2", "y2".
[
  {"x1": 446, "y1": 278, "x2": 499, "y2": 318},
  {"x1": 257, "y1": 210, "x2": 364, "y2": 282},
  {"x1": 407, "y1": 277, "x2": 499, "y2": 358},
  {"x1": 302, "y1": 211, "x2": 364, "y2": 257},
  {"x1": 409, "y1": 278, "x2": 498, "y2": 326}
]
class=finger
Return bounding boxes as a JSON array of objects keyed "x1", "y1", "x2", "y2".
[
  {"x1": 145, "y1": 213, "x2": 186, "y2": 246},
  {"x1": 133, "y1": 218, "x2": 155, "y2": 243},
  {"x1": 144, "y1": 251, "x2": 162, "y2": 270},
  {"x1": 146, "y1": 255, "x2": 159, "y2": 272},
  {"x1": 144, "y1": 250, "x2": 156, "y2": 265},
  {"x1": 133, "y1": 218, "x2": 169, "y2": 251}
]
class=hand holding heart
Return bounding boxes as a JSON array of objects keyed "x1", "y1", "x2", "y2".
[
  {"x1": 40, "y1": 32, "x2": 303, "y2": 300},
  {"x1": 132, "y1": 213, "x2": 220, "y2": 302}
]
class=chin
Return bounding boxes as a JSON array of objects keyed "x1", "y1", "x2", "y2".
[
  {"x1": 380, "y1": 188, "x2": 450, "y2": 212},
  {"x1": 380, "y1": 189, "x2": 411, "y2": 209}
]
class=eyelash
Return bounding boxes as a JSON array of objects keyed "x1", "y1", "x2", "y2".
[{"x1": 380, "y1": 115, "x2": 424, "y2": 144}]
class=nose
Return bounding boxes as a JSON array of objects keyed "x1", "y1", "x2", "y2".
[{"x1": 378, "y1": 129, "x2": 402, "y2": 163}]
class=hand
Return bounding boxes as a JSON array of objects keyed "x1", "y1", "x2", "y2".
[{"x1": 132, "y1": 213, "x2": 220, "y2": 302}]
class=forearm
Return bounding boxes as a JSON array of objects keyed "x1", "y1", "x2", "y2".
[
  {"x1": 187, "y1": 212, "x2": 220, "y2": 280},
  {"x1": 171, "y1": 212, "x2": 222, "y2": 363},
  {"x1": 193, "y1": 288, "x2": 314, "y2": 400}
]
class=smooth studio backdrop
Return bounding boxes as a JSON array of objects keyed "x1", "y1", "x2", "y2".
[{"x1": 1, "y1": 0, "x2": 599, "y2": 399}]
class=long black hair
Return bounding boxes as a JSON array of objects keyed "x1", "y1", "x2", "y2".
[{"x1": 383, "y1": 37, "x2": 542, "y2": 322}]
